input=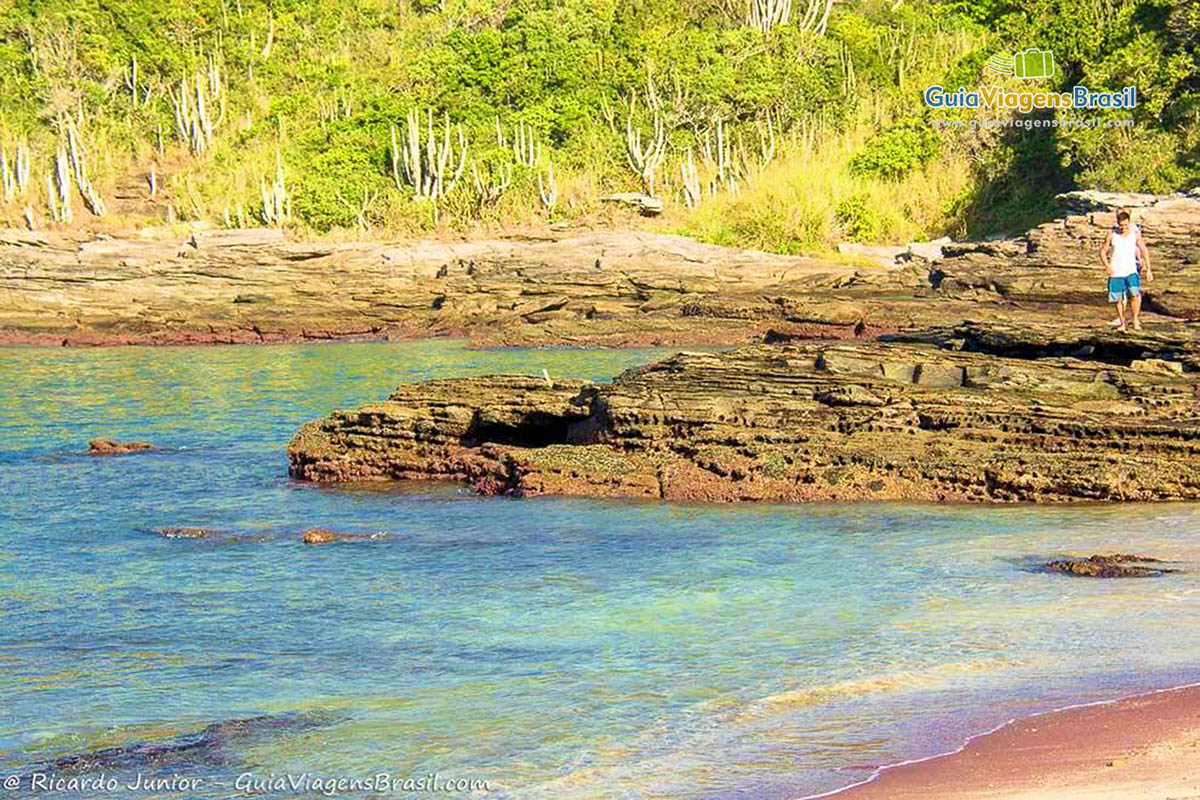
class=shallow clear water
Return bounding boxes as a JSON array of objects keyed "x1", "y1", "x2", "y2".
[{"x1": 1, "y1": 340, "x2": 1199, "y2": 799}]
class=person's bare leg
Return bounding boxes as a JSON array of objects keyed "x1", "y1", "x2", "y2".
[
  {"x1": 1132, "y1": 293, "x2": 1143, "y2": 330},
  {"x1": 1115, "y1": 297, "x2": 1127, "y2": 332}
]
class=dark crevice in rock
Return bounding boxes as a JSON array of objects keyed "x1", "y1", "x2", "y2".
[
  {"x1": 956, "y1": 337, "x2": 1156, "y2": 367},
  {"x1": 463, "y1": 410, "x2": 580, "y2": 448}
]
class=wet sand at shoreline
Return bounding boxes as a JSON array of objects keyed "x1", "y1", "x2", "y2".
[{"x1": 831, "y1": 684, "x2": 1200, "y2": 800}]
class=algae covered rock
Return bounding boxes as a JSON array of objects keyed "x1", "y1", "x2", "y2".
[{"x1": 288, "y1": 320, "x2": 1200, "y2": 504}]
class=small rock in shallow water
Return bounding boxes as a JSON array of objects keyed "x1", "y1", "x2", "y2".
[
  {"x1": 1045, "y1": 554, "x2": 1174, "y2": 578},
  {"x1": 88, "y1": 438, "x2": 156, "y2": 455},
  {"x1": 152, "y1": 527, "x2": 221, "y2": 539},
  {"x1": 301, "y1": 528, "x2": 383, "y2": 545}
]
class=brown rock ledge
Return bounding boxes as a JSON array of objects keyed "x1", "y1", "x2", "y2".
[
  {"x1": 287, "y1": 320, "x2": 1200, "y2": 503},
  {"x1": 936, "y1": 189, "x2": 1200, "y2": 319},
  {"x1": 88, "y1": 438, "x2": 157, "y2": 455}
]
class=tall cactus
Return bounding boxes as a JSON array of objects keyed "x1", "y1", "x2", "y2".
[
  {"x1": 702, "y1": 116, "x2": 737, "y2": 195},
  {"x1": 471, "y1": 160, "x2": 512, "y2": 207},
  {"x1": 748, "y1": 0, "x2": 793, "y2": 32},
  {"x1": 49, "y1": 147, "x2": 72, "y2": 224},
  {"x1": 260, "y1": 150, "x2": 290, "y2": 226},
  {"x1": 123, "y1": 54, "x2": 139, "y2": 105},
  {"x1": 171, "y1": 55, "x2": 226, "y2": 155},
  {"x1": 2, "y1": 143, "x2": 31, "y2": 203},
  {"x1": 625, "y1": 96, "x2": 667, "y2": 195},
  {"x1": 0, "y1": 149, "x2": 10, "y2": 202},
  {"x1": 390, "y1": 108, "x2": 468, "y2": 201},
  {"x1": 538, "y1": 161, "x2": 557, "y2": 211},
  {"x1": 511, "y1": 120, "x2": 540, "y2": 167},
  {"x1": 65, "y1": 121, "x2": 106, "y2": 216},
  {"x1": 680, "y1": 149, "x2": 701, "y2": 209},
  {"x1": 748, "y1": 0, "x2": 833, "y2": 34},
  {"x1": 757, "y1": 110, "x2": 776, "y2": 171}
]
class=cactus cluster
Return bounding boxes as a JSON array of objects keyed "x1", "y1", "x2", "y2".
[
  {"x1": 390, "y1": 109, "x2": 469, "y2": 202},
  {"x1": 171, "y1": 55, "x2": 226, "y2": 156}
]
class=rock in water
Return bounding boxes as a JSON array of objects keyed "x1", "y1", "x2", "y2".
[
  {"x1": 301, "y1": 528, "x2": 383, "y2": 545},
  {"x1": 88, "y1": 438, "x2": 156, "y2": 455},
  {"x1": 287, "y1": 320, "x2": 1200, "y2": 504},
  {"x1": 1045, "y1": 554, "x2": 1174, "y2": 578},
  {"x1": 151, "y1": 527, "x2": 220, "y2": 539},
  {"x1": 302, "y1": 528, "x2": 342, "y2": 544}
]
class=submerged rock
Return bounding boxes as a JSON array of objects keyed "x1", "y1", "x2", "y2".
[
  {"x1": 42, "y1": 712, "x2": 337, "y2": 775},
  {"x1": 150, "y1": 527, "x2": 221, "y2": 540},
  {"x1": 287, "y1": 320, "x2": 1200, "y2": 504},
  {"x1": 300, "y1": 528, "x2": 383, "y2": 545},
  {"x1": 1045, "y1": 554, "x2": 1174, "y2": 578},
  {"x1": 88, "y1": 438, "x2": 156, "y2": 455}
]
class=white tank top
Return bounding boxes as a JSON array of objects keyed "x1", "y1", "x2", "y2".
[{"x1": 1110, "y1": 229, "x2": 1138, "y2": 277}]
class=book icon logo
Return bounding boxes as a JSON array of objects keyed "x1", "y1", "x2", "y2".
[{"x1": 987, "y1": 49, "x2": 1055, "y2": 79}]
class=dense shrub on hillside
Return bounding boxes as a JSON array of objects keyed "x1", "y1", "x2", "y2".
[
  {"x1": 834, "y1": 194, "x2": 881, "y2": 241},
  {"x1": 849, "y1": 122, "x2": 940, "y2": 179},
  {"x1": 943, "y1": 0, "x2": 1200, "y2": 198}
]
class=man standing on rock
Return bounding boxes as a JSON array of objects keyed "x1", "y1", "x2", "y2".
[{"x1": 1100, "y1": 209, "x2": 1153, "y2": 332}]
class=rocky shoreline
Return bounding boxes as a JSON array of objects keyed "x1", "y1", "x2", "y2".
[
  {"x1": 0, "y1": 227, "x2": 915, "y2": 348},
  {"x1": 281, "y1": 190, "x2": 1200, "y2": 504},
  {"x1": 8, "y1": 190, "x2": 1200, "y2": 502},
  {"x1": 4, "y1": 189, "x2": 1199, "y2": 348}
]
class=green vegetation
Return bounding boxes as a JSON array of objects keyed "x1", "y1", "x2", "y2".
[
  {"x1": 0, "y1": 0, "x2": 1197, "y2": 250},
  {"x1": 834, "y1": 194, "x2": 882, "y2": 242},
  {"x1": 850, "y1": 122, "x2": 940, "y2": 180}
]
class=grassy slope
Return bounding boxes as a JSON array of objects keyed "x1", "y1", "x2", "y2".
[{"x1": 0, "y1": 0, "x2": 1196, "y2": 252}]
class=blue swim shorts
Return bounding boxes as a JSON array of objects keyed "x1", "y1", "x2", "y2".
[{"x1": 1108, "y1": 273, "x2": 1140, "y2": 302}]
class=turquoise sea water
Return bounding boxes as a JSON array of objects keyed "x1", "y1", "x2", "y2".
[{"x1": 1, "y1": 340, "x2": 1199, "y2": 800}]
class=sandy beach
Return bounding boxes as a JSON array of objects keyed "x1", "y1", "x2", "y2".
[{"x1": 827, "y1": 684, "x2": 1200, "y2": 800}]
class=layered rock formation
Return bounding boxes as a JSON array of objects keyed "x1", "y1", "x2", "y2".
[
  {"x1": 6, "y1": 189, "x2": 1200, "y2": 347},
  {"x1": 0, "y1": 228, "x2": 919, "y2": 347},
  {"x1": 288, "y1": 321, "x2": 1200, "y2": 503}
]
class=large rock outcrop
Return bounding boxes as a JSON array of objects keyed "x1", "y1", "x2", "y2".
[{"x1": 288, "y1": 321, "x2": 1200, "y2": 503}]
